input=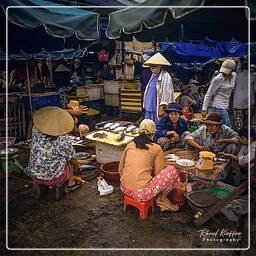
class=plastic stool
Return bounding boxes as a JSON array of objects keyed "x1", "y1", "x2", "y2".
[{"x1": 123, "y1": 195, "x2": 154, "y2": 219}]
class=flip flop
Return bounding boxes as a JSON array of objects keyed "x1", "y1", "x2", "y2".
[{"x1": 156, "y1": 203, "x2": 180, "y2": 212}]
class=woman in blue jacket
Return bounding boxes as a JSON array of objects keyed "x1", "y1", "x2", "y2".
[{"x1": 155, "y1": 102, "x2": 189, "y2": 151}]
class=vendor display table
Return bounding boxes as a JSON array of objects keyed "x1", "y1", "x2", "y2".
[
  {"x1": 86, "y1": 130, "x2": 136, "y2": 163},
  {"x1": 164, "y1": 149, "x2": 230, "y2": 182}
]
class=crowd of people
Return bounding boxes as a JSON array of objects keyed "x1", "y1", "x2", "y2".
[{"x1": 28, "y1": 52, "x2": 256, "y2": 212}]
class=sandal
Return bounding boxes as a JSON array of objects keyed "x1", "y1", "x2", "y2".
[{"x1": 156, "y1": 203, "x2": 180, "y2": 212}]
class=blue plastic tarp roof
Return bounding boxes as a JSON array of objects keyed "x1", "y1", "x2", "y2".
[
  {"x1": 0, "y1": 48, "x2": 88, "y2": 60},
  {"x1": 161, "y1": 39, "x2": 246, "y2": 64}
]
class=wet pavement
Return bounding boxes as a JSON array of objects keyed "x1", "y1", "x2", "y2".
[{"x1": 1, "y1": 145, "x2": 255, "y2": 256}]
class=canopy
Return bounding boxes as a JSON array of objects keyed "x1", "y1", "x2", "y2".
[
  {"x1": 162, "y1": 39, "x2": 246, "y2": 64},
  {"x1": 2, "y1": 0, "x2": 100, "y2": 41},
  {"x1": 0, "y1": 48, "x2": 88, "y2": 61},
  {"x1": 106, "y1": 0, "x2": 255, "y2": 42}
]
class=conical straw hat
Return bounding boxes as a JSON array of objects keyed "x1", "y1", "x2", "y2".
[
  {"x1": 55, "y1": 64, "x2": 70, "y2": 72},
  {"x1": 33, "y1": 106, "x2": 74, "y2": 136},
  {"x1": 143, "y1": 53, "x2": 171, "y2": 66}
]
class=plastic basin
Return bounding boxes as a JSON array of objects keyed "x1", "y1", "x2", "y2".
[
  {"x1": 0, "y1": 137, "x2": 16, "y2": 148},
  {"x1": 202, "y1": 186, "x2": 233, "y2": 198},
  {"x1": 100, "y1": 162, "x2": 120, "y2": 182}
]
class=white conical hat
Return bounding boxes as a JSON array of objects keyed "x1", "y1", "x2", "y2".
[
  {"x1": 33, "y1": 106, "x2": 74, "y2": 136},
  {"x1": 143, "y1": 53, "x2": 171, "y2": 66}
]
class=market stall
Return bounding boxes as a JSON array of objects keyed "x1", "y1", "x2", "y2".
[{"x1": 86, "y1": 121, "x2": 139, "y2": 163}]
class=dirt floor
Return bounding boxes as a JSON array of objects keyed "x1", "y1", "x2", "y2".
[{"x1": 1, "y1": 142, "x2": 256, "y2": 256}]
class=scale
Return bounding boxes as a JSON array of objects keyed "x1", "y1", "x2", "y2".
[{"x1": 195, "y1": 151, "x2": 216, "y2": 171}]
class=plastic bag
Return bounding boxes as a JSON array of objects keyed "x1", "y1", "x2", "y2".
[{"x1": 97, "y1": 177, "x2": 114, "y2": 196}]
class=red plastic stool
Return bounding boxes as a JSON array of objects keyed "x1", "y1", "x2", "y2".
[{"x1": 123, "y1": 195, "x2": 154, "y2": 219}]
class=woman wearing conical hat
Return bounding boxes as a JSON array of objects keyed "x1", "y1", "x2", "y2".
[
  {"x1": 143, "y1": 53, "x2": 175, "y2": 124},
  {"x1": 29, "y1": 106, "x2": 83, "y2": 195}
]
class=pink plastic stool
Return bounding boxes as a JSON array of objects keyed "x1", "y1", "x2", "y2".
[{"x1": 123, "y1": 195, "x2": 154, "y2": 219}]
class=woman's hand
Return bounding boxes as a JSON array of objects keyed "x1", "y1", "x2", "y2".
[
  {"x1": 67, "y1": 105, "x2": 89, "y2": 116},
  {"x1": 218, "y1": 152, "x2": 228, "y2": 157},
  {"x1": 198, "y1": 145, "x2": 210, "y2": 151},
  {"x1": 167, "y1": 131, "x2": 179, "y2": 143},
  {"x1": 213, "y1": 139, "x2": 225, "y2": 146}
]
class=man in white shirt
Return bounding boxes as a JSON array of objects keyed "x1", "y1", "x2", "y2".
[
  {"x1": 233, "y1": 61, "x2": 256, "y2": 131},
  {"x1": 201, "y1": 59, "x2": 237, "y2": 128}
]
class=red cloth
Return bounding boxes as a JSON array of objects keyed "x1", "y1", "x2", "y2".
[{"x1": 32, "y1": 161, "x2": 73, "y2": 186}]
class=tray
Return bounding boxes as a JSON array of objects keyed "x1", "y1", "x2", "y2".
[{"x1": 86, "y1": 131, "x2": 134, "y2": 146}]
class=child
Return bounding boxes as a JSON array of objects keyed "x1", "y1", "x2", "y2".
[
  {"x1": 155, "y1": 102, "x2": 188, "y2": 151},
  {"x1": 219, "y1": 127, "x2": 256, "y2": 185}
]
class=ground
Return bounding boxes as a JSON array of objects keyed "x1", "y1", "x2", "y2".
[{"x1": 0, "y1": 141, "x2": 255, "y2": 256}]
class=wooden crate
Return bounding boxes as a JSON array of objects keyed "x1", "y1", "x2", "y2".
[
  {"x1": 119, "y1": 89, "x2": 143, "y2": 112},
  {"x1": 76, "y1": 85, "x2": 102, "y2": 101},
  {"x1": 105, "y1": 93, "x2": 119, "y2": 107},
  {"x1": 104, "y1": 80, "x2": 125, "y2": 94},
  {"x1": 124, "y1": 80, "x2": 141, "y2": 89}
]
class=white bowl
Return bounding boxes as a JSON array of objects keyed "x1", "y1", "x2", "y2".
[{"x1": 176, "y1": 159, "x2": 194, "y2": 167}]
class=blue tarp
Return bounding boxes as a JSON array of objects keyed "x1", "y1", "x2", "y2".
[
  {"x1": 0, "y1": 50, "x2": 12, "y2": 60},
  {"x1": 21, "y1": 94, "x2": 62, "y2": 111},
  {"x1": 0, "y1": 48, "x2": 88, "y2": 60},
  {"x1": 161, "y1": 39, "x2": 246, "y2": 64}
]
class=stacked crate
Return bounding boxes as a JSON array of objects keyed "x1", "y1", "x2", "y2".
[{"x1": 104, "y1": 80, "x2": 125, "y2": 107}]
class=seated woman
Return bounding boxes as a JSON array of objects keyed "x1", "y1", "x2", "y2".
[
  {"x1": 119, "y1": 119, "x2": 180, "y2": 212},
  {"x1": 66, "y1": 100, "x2": 93, "y2": 139},
  {"x1": 155, "y1": 102, "x2": 189, "y2": 151},
  {"x1": 219, "y1": 127, "x2": 256, "y2": 186},
  {"x1": 29, "y1": 106, "x2": 82, "y2": 194}
]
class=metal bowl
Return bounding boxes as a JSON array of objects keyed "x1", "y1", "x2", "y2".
[
  {"x1": 0, "y1": 147, "x2": 19, "y2": 156},
  {"x1": 75, "y1": 152, "x2": 90, "y2": 159}
]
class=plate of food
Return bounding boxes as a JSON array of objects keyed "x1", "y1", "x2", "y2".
[
  {"x1": 75, "y1": 152, "x2": 90, "y2": 159},
  {"x1": 176, "y1": 159, "x2": 195, "y2": 167},
  {"x1": 165, "y1": 154, "x2": 179, "y2": 161}
]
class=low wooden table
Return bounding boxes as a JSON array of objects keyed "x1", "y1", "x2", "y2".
[
  {"x1": 85, "y1": 130, "x2": 136, "y2": 163},
  {"x1": 164, "y1": 149, "x2": 230, "y2": 182}
]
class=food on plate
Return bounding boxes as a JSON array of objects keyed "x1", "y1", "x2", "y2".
[
  {"x1": 109, "y1": 123, "x2": 122, "y2": 131},
  {"x1": 126, "y1": 125, "x2": 137, "y2": 133},
  {"x1": 131, "y1": 128, "x2": 139, "y2": 134},
  {"x1": 104, "y1": 122, "x2": 114, "y2": 129},
  {"x1": 95, "y1": 121, "x2": 109, "y2": 129},
  {"x1": 199, "y1": 151, "x2": 216, "y2": 158},
  {"x1": 165, "y1": 154, "x2": 179, "y2": 161},
  {"x1": 116, "y1": 131, "x2": 125, "y2": 141},
  {"x1": 176, "y1": 159, "x2": 194, "y2": 167},
  {"x1": 93, "y1": 132, "x2": 108, "y2": 139},
  {"x1": 114, "y1": 126, "x2": 127, "y2": 133}
]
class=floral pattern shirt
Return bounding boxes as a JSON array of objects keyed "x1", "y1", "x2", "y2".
[{"x1": 29, "y1": 127, "x2": 75, "y2": 180}]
